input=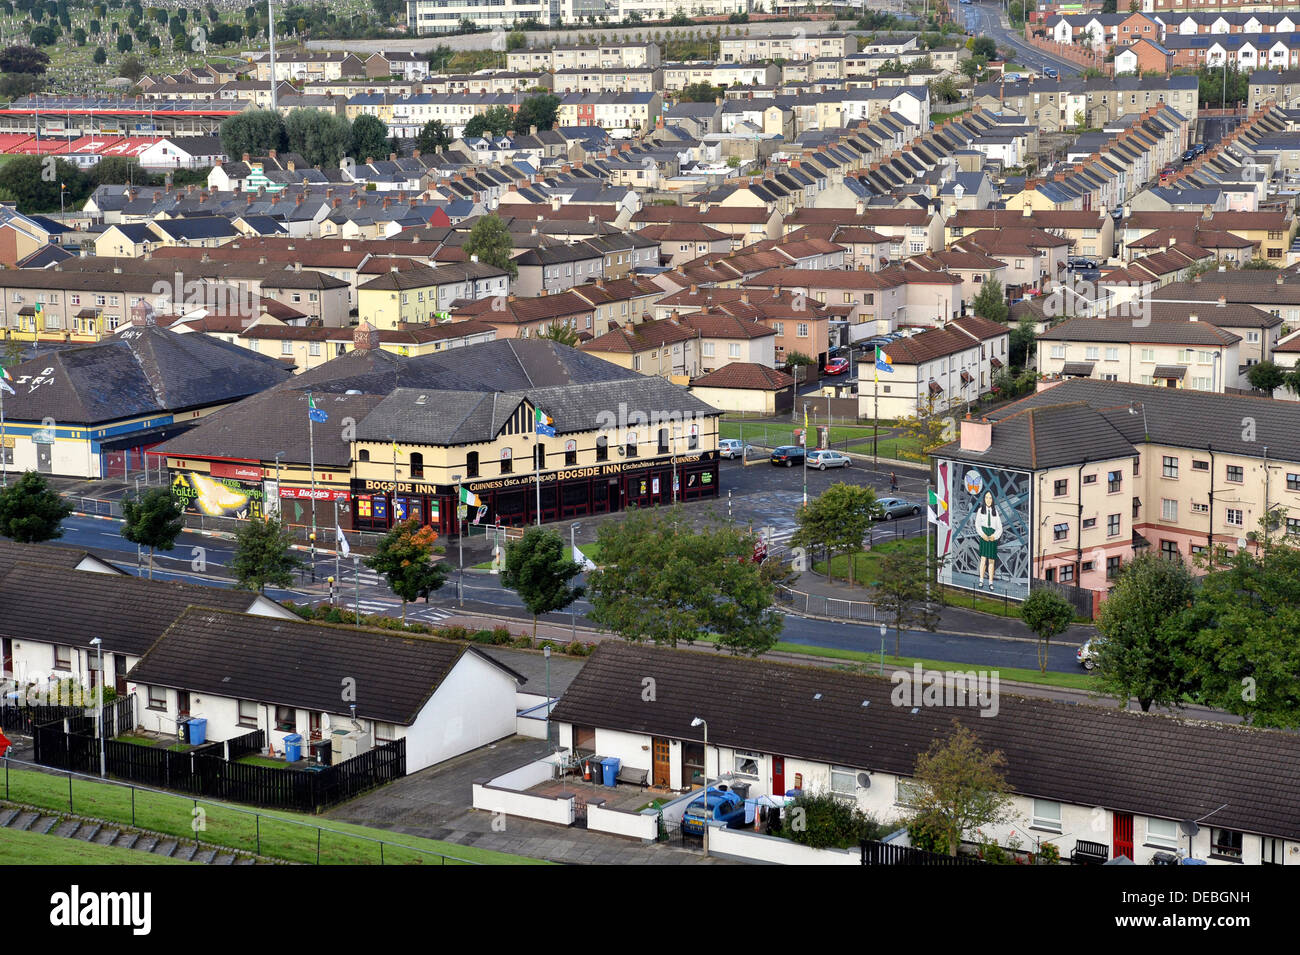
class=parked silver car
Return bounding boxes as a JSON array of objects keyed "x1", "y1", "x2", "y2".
[
  {"x1": 807, "y1": 450, "x2": 851, "y2": 470},
  {"x1": 875, "y1": 496, "x2": 922, "y2": 519},
  {"x1": 719, "y1": 439, "x2": 751, "y2": 459}
]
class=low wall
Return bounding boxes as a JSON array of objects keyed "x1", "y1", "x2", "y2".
[
  {"x1": 708, "y1": 825, "x2": 860, "y2": 865},
  {"x1": 472, "y1": 782, "x2": 575, "y2": 826},
  {"x1": 588, "y1": 802, "x2": 659, "y2": 841},
  {"x1": 516, "y1": 715, "x2": 548, "y2": 740},
  {"x1": 488, "y1": 756, "x2": 556, "y2": 791}
]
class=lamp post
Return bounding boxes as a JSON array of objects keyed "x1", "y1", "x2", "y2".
[
  {"x1": 353, "y1": 554, "x2": 361, "y2": 622},
  {"x1": 544, "y1": 645, "x2": 552, "y2": 750},
  {"x1": 879, "y1": 623, "x2": 887, "y2": 675},
  {"x1": 570, "y1": 521, "x2": 581, "y2": 643},
  {"x1": 89, "y1": 638, "x2": 105, "y2": 779},
  {"x1": 802, "y1": 401, "x2": 809, "y2": 506},
  {"x1": 691, "y1": 716, "x2": 709, "y2": 856},
  {"x1": 454, "y1": 474, "x2": 464, "y2": 607},
  {"x1": 273, "y1": 451, "x2": 284, "y2": 519}
]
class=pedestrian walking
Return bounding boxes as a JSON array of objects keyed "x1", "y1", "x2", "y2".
[{"x1": 889, "y1": 471, "x2": 898, "y2": 492}]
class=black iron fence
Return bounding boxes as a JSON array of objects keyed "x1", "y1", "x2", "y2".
[
  {"x1": 860, "y1": 839, "x2": 987, "y2": 866},
  {"x1": 224, "y1": 729, "x2": 264, "y2": 761},
  {"x1": 0, "y1": 703, "x2": 86, "y2": 736},
  {"x1": 32, "y1": 719, "x2": 406, "y2": 813},
  {"x1": 1033, "y1": 579, "x2": 1097, "y2": 620}
]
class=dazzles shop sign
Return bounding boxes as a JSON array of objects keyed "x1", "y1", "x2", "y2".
[{"x1": 280, "y1": 487, "x2": 351, "y2": 501}]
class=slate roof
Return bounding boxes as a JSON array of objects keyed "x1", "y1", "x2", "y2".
[
  {"x1": 2, "y1": 324, "x2": 293, "y2": 425},
  {"x1": 1038, "y1": 316, "x2": 1240, "y2": 346},
  {"x1": 0, "y1": 563, "x2": 270, "y2": 660},
  {"x1": 127, "y1": 608, "x2": 521, "y2": 725},
  {"x1": 691, "y1": 363, "x2": 794, "y2": 391},
  {"x1": 552, "y1": 642, "x2": 1300, "y2": 842},
  {"x1": 0, "y1": 540, "x2": 123, "y2": 580}
]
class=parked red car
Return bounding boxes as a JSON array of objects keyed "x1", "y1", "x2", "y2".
[{"x1": 825, "y1": 357, "x2": 850, "y2": 375}]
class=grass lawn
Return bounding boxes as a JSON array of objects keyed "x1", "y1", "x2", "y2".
[
  {"x1": 115, "y1": 734, "x2": 161, "y2": 747},
  {"x1": 771, "y1": 641, "x2": 1099, "y2": 691},
  {"x1": 570, "y1": 541, "x2": 601, "y2": 564},
  {"x1": 844, "y1": 434, "x2": 925, "y2": 462},
  {"x1": 0, "y1": 826, "x2": 194, "y2": 866},
  {"x1": 237, "y1": 755, "x2": 288, "y2": 770},
  {"x1": 930, "y1": 107, "x2": 973, "y2": 123},
  {"x1": 2, "y1": 768, "x2": 547, "y2": 865},
  {"x1": 719, "y1": 421, "x2": 899, "y2": 447}
]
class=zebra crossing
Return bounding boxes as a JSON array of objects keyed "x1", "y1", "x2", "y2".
[{"x1": 346, "y1": 599, "x2": 457, "y2": 623}]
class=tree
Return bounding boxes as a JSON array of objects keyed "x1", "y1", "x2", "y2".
[
  {"x1": 588, "y1": 508, "x2": 786, "y2": 656},
  {"x1": 1020, "y1": 587, "x2": 1075, "y2": 673},
  {"x1": 285, "y1": 108, "x2": 351, "y2": 168},
  {"x1": 1008, "y1": 317, "x2": 1036, "y2": 370},
  {"x1": 908, "y1": 720, "x2": 1013, "y2": 857},
  {"x1": 118, "y1": 53, "x2": 144, "y2": 82},
  {"x1": 779, "y1": 791, "x2": 888, "y2": 849},
  {"x1": 365, "y1": 519, "x2": 448, "y2": 623},
  {"x1": 93, "y1": 45, "x2": 107, "y2": 65},
  {"x1": 1179, "y1": 535, "x2": 1300, "y2": 728},
  {"x1": 506, "y1": 30, "x2": 526, "y2": 51},
  {"x1": 231, "y1": 515, "x2": 303, "y2": 594},
  {"x1": 0, "y1": 155, "x2": 87, "y2": 213},
  {"x1": 116, "y1": 32, "x2": 132, "y2": 53},
  {"x1": 971, "y1": 36, "x2": 997, "y2": 59},
  {"x1": 463, "y1": 214, "x2": 518, "y2": 279},
  {"x1": 3, "y1": 337, "x2": 23, "y2": 368},
  {"x1": 0, "y1": 471, "x2": 73, "y2": 543},
  {"x1": 0, "y1": 44, "x2": 50, "y2": 73},
  {"x1": 219, "y1": 109, "x2": 287, "y2": 160},
  {"x1": 971, "y1": 277, "x2": 1008, "y2": 324},
  {"x1": 512, "y1": 94, "x2": 560, "y2": 133},
  {"x1": 463, "y1": 104, "x2": 513, "y2": 138},
  {"x1": 679, "y1": 81, "x2": 723, "y2": 103},
  {"x1": 119, "y1": 488, "x2": 184, "y2": 580},
  {"x1": 501, "y1": 528, "x2": 584, "y2": 639},
  {"x1": 1093, "y1": 552, "x2": 1198, "y2": 712},
  {"x1": 1246, "y1": 360, "x2": 1285, "y2": 395},
  {"x1": 791, "y1": 482, "x2": 878, "y2": 585},
  {"x1": 873, "y1": 543, "x2": 942, "y2": 656},
  {"x1": 404, "y1": 122, "x2": 445, "y2": 160},
  {"x1": 929, "y1": 75, "x2": 960, "y2": 104},
  {"x1": 536, "y1": 322, "x2": 579, "y2": 346},
  {"x1": 349, "y1": 113, "x2": 389, "y2": 162}
]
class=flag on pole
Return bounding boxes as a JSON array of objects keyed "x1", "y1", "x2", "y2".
[
  {"x1": 874, "y1": 346, "x2": 893, "y2": 384},
  {"x1": 0, "y1": 367, "x2": 12, "y2": 396},
  {"x1": 535, "y1": 407, "x2": 556, "y2": 437},
  {"x1": 392, "y1": 440, "x2": 403, "y2": 457},
  {"x1": 307, "y1": 393, "x2": 328, "y2": 423},
  {"x1": 336, "y1": 524, "x2": 350, "y2": 558},
  {"x1": 926, "y1": 487, "x2": 948, "y2": 524},
  {"x1": 573, "y1": 544, "x2": 597, "y2": 572},
  {"x1": 459, "y1": 486, "x2": 481, "y2": 508}
]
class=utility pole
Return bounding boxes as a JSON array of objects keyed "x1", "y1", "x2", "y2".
[
  {"x1": 268, "y1": 0, "x2": 278, "y2": 114},
  {"x1": 802, "y1": 402, "x2": 809, "y2": 506},
  {"x1": 454, "y1": 474, "x2": 464, "y2": 607}
]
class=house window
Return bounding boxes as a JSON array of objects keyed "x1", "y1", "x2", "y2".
[
  {"x1": 625, "y1": 432, "x2": 638, "y2": 458},
  {"x1": 309, "y1": 342, "x2": 321, "y2": 357},
  {"x1": 1287, "y1": 473, "x2": 1300, "y2": 492},
  {"x1": 1053, "y1": 522, "x2": 1069, "y2": 541},
  {"x1": 1054, "y1": 479, "x2": 1068, "y2": 496},
  {"x1": 1059, "y1": 564, "x2": 1075, "y2": 582},
  {"x1": 1146, "y1": 817, "x2": 1180, "y2": 850},
  {"x1": 895, "y1": 778, "x2": 925, "y2": 808},
  {"x1": 1108, "y1": 471, "x2": 1122, "y2": 493},
  {"x1": 1286, "y1": 517, "x2": 1300, "y2": 538},
  {"x1": 54, "y1": 645, "x2": 71, "y2": 670},
  {"x1": 1225, "y1": 465, "x2": 1243, "y2": 483},
  {"x1": 1162, "y1": 499, "x2": 1177, "y2": 522},
  {"x1": 281, "y1": 341, "x2": 293, "y2": 356},
  {"x1": 274, "y1": 706, "x2": 295, "y2": 732},
  {"x1": 147, "y1": 686, "x2": 167, "y2": 711},
  {"x1": 1083, "y1": 474, "x2": 1097, "y2": 485},
  {"x1": 702, "y1": 342, "x2": 715, "y2": 357},
  {"x1": 500, "y1": 449, "x2": 513, "y2": 475},
  {"x1": 1032, "y1": 799, "x2": 1062, "y2": 833},
  {"x1": 238, "y1": 700, "x2": 258, "y2": 728},
  {"x1": 466, "y1": 451, "x2": 479, "y2": 478},
  {"x1": 1140, "y1": 348, "x2": 1155, "y2": 362},
  {"x1": 1161, "y1": 539, "x2": 1179, "y2": 563},
  {"x1": 1082, "y1": 560, "x2": 1095, "y2": 573},
  {"x1": 1162, "y1": 456, "x2": 1179, "y2": 479},
  {"x1": 1107, "y1": 514, "x2": 1121, "y2": 537},
  {"x1": 734, "y1": 751, "x2": 761, "y2": 778},
  {"x1": 728, "y1": 343, "x2": 741, "y2": 359},
  {"x1": 409, "y1": 452, "x2": 424, "y2": 479},
  {"x1": 373, "y1": 722, "x2": 396, "y2": 744},
  {"x1": 596, "y1": 436, "x2": 608, "y2": 462},
  {"x1": 1106, "y1": 555, "x2": 1122, "y2": 579},
  {"x1": 565, "y1": 440, "x2": 577, "y2": 467},
  {"x1": 1210, "y1": 828, "x2": 1243, "y2": 861},
  {"x1": 1193, "y1": 460, "x2": 1209, "y2": 472},
  {"x1": 1082, "y1": 517, "x2": 1097, "y2": 530},
  {"x1": 797, "y1": 323, "x2": 809, "y2": 338},
  {"x1": 830, "y1": 765, "x2": 858, "y2": 799},
  {"x1": 1227, "y1": 508, "x2": 1243, "y2": 526}
]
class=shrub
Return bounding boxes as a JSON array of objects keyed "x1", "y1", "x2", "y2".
[
  {"x1": 779, "y1": 791, "x2": 889, "y2": 850},
  {"x1": 906, "y1": 810, "x2": 948, "y2": 854},
  {"x1": 1035, "y1": 842, "x2": 1061, "y2": 865}
]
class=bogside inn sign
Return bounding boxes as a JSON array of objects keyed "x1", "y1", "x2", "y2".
[{"x1": 356, "y1": 452, "x2": 715, "y2": 497}]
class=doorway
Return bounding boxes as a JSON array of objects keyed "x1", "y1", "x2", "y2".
[
  {"x1": 772, "y1": 756, "x2": 785, "y2": 797},
  {"x1": 607, "y1": 479, "x2": 621, "y2": 513},
  {"x1": 1113, "y1": 812, "x2": 1134, "y2": 860},
  {"x1": 36, "y1": 444, "x2": 51, "y2": 473},
  {"x1": 652, "y1": 737, "x2": 671, "y2": 788},
  {"x1": 2, "y1": 637, "x2": 11, "y2": 678},
  {"x1": 113, "y1": 654, "x2": 127, "y2": 696},
  {"x1": 177, "y1": 691, "x2": 191, "y2": 719}
]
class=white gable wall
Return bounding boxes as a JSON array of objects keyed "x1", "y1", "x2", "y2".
[{"x1": 402, "y1": 650, "x2": 518, "y2": 772}]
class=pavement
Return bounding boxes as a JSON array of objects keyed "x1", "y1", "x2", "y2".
[{"x1": 326, "y1": 737, "x2": 735, "y2": 864}]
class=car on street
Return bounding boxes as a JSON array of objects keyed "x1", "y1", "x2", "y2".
[
  {"x1": 1043, "y1": 66, "x2": 1058, "y2": 78},
  {"x1": 1192, "y1": 143, "x2": 1207, "y2": 156},
  {"x1": 770, "y1": 445, "x2": 806, "y2": 467},
  {"x1": 1068, "y1": 256, "x2": 1098, "y2": 270},
  {"x1": 807, "y1": 450, "x2": 851, "y2": 470},
  {"x1": 681, "y1": 787, "x2": 747, "y2": 835},
  {"x1": 1182, "y1": 149, "x2": 1197, "y2": 162},
  {"x1": 825, "y1": 357, "x2": 850, "y2": 375},
  {"x1": 1077, "y1": 637, "x2": 1104, "y2": 670},
  {"x1": 719, "y1": 439, "x2": 751, "y2": 459},
  {"x1": 875, "y1": 496, "x2": 921, "y2": 519}
]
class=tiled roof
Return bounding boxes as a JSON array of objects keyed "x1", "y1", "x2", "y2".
[{"x1": 691, "y1": 362, "x2": 794, "y2": 390}]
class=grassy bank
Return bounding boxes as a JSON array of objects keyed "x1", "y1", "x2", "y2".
[{"x1": 0, "y1": 826, "x2": 194, "y2": 865}]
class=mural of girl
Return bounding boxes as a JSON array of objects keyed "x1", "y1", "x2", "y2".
[{"x1": 975, "y1": 490, "x2": 1003, "y2": 588}]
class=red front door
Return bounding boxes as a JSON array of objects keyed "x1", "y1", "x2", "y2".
[
  {"x1": 772, "y1": 756, "x2": 785, "y2": 797},
  {"x1": 1113, "y1": 812, "x2": 1134, "y2": 860}
]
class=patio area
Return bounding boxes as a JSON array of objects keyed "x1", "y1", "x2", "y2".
[{"x1": 526, "y1": 775, "x2": 668, "y2": 813}]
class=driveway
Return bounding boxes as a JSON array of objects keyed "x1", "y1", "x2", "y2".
[{"x1": 326, "y1": 737, "x2": 735, "y2": 864}]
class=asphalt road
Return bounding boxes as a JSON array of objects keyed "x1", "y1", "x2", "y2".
[{"x1": 960, "y1": 2, "x2": 1080, "y2": 77}]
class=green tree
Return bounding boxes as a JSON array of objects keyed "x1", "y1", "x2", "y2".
[
  {"x1": 791, "y1": 482, "x2": 878, "y2": 584},
  {"x1": 463, "y1": 214, "x2": 518, "y2": 279},
  {"x1": 779, "y1": 791, "x2": 888, "y2": 849},
  {"x1": 0, "y1": 155, "x2": 87, "y2": 213},
  {"x1": 873, "y1": 544, "x2": 943, "y2": 656},
  {"x1": 365, "y1": 519, "x2": 448, "y2": 623},
  {"x1": 971, "y1": 36, "x2": 997, "y2": 59},
  {"x1": 0, "y1": 471, "x2": 73, "y2": 543},
  {"x1": 285, "y1": 108, "x2": 351, "y2": 168},
  {"x1": 929, "y1": 75, "x2": 960, "y2": 104},
  {"x1": 116, "y1": 32, "x2": 132, "y2": 53},
  {"x1": 1093, "y1": 552, "x2": 1198, "y2": 712},
  {"x1": 501, "y1": 527, "x2": 584, "y2": 639},
  {"x1": 1246, "y1": 360, "x2": 1285, "y2": 394},
  {"x1": 678, "y1": 81, "x2": 723, "y2": 103},
  {"x1": 506, "y1": 29, "x2": 526, "y2": 51},
  {"x1": 120, "y1": 488, "x2": 184, "y2": 580},
  {"x1": 908, "y1": 720, "x2": 1013, "y2": 857},
  {"x1": 1020, "y1": 587, "x2": 1075, "y2": 673},
  {"x1": 536, "y1": 322, "x2": 579, "y2": 346},
  {"x1": 92, "y1": 45, "x2": 107, "y2": 65},
  {"x1": 512, "y1": 94, "x2": 560, "y2": 133},
  {"x1": 3, "y1": 337, "x2": 23, "y2": 368},
  {"x1": 414, "y1": 119, "x2": 451, "y2": 154},
  {"x1": 1179, "y1": 535, "x2": 1300, "y2": 728},
  {"x1": 0, "y1": 44, "x2": 50, "y2": 73},
  {"x1": 588, "y1": 508, "x2": 786, "y2": 656},
  {"x1": 219, "y1": 109, "x2": 287, "y2": 160},
  {"x1": 231, "y1": 515, "x2": 303, "y2": 594},
  {"x1": 1008, "y1": 316, "x2": 1036, "y2": 370},
  {"x1": 349, "y1": 113, "x2": 389, "y2": 162},
  {"x1": 118, "y1": 53, "x2": 144, "y2": 81},
  {"x1": 463, "y1": 104, "x2": 513, "y2": 138},
  {"x1": 971, "y1": 277, "x2": 1008, "y2": 324}
]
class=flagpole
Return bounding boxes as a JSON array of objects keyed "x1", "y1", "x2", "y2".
[
  {"x1": 873, "y1": 373, "x2": 879, "y2": 470},
  {"x1": 925, "y1": 480, "x2": 932, "y2": 603},
  {"x1": 334, "y1": 498, "x2": 340, "y2": 592},
  {"x1": 534, "y1": 438, "x2": 541, "y2": 527},
  {"x1": 1, "y1": 383, "x2": 6, "y2": 488},
  {"x1": 308, "y1": 392, "x2": 317, "y2": 582}
]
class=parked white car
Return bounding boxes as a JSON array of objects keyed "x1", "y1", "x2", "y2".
[
  {"x1": 719, "y1": 439, "x2": 752, "y2": 459},
  {"x1": 807, "y1": 450, "x2": 852, "y2": 470}
]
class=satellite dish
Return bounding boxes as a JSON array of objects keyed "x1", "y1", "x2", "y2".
[
  {"x1": 856, "y1": 772, "x2": 871, "y2": 789},
  {"x1": 1179, "y1": 820, "x2": 1200, "y2": 837}
]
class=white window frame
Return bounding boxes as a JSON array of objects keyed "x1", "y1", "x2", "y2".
[
  {"x1": 733, "y1": 751, "x2": 762, "y2": 778},
  {"x1": 1145, "y1": 817, "x2": 1180, "y2": 849},
  {"x1": 829, "y1": 765, "x2": 858, "y2": 799},
  {"x1": 1031, "y1": 799, "x2": 1062, "y2": 833}
]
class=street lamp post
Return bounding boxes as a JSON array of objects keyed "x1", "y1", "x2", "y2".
[
  {"x1": 879, "y1": 623, "x2": 887, "y2": 675},
  {"x1": 454, "y1": 474, "x2": 464, "y2": 607},
  {"x1": 691, "y1": 716, "x2": 709, "y2": 856},
  {"x1": 802, "y1": 401, "x2": 809, "y2": 506},
  {"x1": 273, "y1": 451, "x2": 284, "y2": 519},
  {"x1": 544, "y1": 645, "x2": 552, "y2": 749},
  {"x1": 570, "y1": 522, "x2": 580, "y2": 642},
  {"x1": 353, "y1": 554, "x2": 360, "y2": 622},
  {"x1": 89, "y1": 638, "x2": 105, "y2": 779}
]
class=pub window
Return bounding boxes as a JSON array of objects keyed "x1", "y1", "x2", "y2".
[
  {"x1": 500, "y1": 449, "x2": 513, "y2": 475},
  {"x1": 359, "y1": 449, "x2": 370, "y2": 462},
  {"x1": 466, "y1": 451, "x2": 479, "y2": 478},
  {"x1": 688, "y1": 424, "x2": 698, "y2": 451},
  {"x1": 535, "y1": 445, "x2": 545, "y2": 470},
  {"x1": 658, "y1": 428, "x2": 669, "y2": 455},
  {"x1": 626, "y1": 432, "x2": 638, "y2": 458},
  {"x1": 596, "y1": 436, "x2": 608, "y2": 461},
  {"x1": 409, "y1": 452, "x2": 424, "y2": 479},
  {"x1": 565, "y1": 439, "x2": 577, "y2": 466}
]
